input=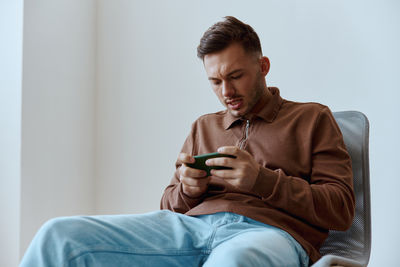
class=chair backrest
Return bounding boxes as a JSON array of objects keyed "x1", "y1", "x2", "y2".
[{"x1": 319, "y1": 111, "x2": 371, "y2": 265}]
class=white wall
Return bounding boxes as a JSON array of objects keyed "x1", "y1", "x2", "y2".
[
  {"x1": 95, "y1": 0, "x2": 212, "y2": 214},
  {"x1": 20, "y1": 0, "x2": 97, "y2": 256},
  {"x1": 95, "y1": 0, "x2": 399, "y2": 266},
  {"x1": 0, "y1": 1, "x2": 23, "y2": 266}
]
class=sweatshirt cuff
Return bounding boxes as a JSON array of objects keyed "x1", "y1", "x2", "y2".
[{"x1": 251, "y1": 166, "x2": 280, "y2": 199}]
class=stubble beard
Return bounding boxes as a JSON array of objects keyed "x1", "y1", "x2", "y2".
[{"x1": 229, "y1": 73, "x2": 265, "y2": 118}]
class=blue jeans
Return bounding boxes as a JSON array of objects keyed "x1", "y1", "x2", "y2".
[{"x1": 20, "y1": 210, "x2": 309, "y2": 267}]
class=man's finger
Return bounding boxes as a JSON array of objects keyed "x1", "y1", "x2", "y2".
[
  {"x1": 217, "y1": 146, "x2": 240, "y2": 156},
  {"x1": 180, "y1": 176, "x2": 210, "y2": 187},
  {"x1": 182, "y1": 183, "x2": 208, "y2": 198},
  {"x1": 180, "y1": 164, "x2": 207, "y2": 178},
  {"x1": 210, "y1": 169, "x2": 236, "y2": 178},
  {"x1": 177, "y1": 153, "x2": 195, "y2": 164},
  {"x1": 205, "y1": 157, "x2": 235, "y2": 167}
]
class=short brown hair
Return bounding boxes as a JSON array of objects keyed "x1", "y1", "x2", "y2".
[{"x1": 197, "y1": 16, "x2": 262, "y2": 60}]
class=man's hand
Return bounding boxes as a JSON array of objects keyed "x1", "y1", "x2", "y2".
[
  {"x1": 178, "y1": 153, "x2": 210, "y2": 198},
  {"x1": 206, "y1": 146, "x2": 260, "y2": 191}
]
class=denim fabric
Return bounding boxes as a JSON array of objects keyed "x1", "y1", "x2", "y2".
[{"x1": 20, "y1": 210, "x2": 309, "y2": 267}]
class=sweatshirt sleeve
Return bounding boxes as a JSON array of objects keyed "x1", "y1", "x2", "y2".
[
  {"x1": 160, "y1": 122, "x2": 204, "y2": 213},
  {"x1": 251, "y1": 107, "x2": 355, "y2": 230}
]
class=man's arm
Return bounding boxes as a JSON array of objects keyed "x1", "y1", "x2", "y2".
[
  {"x1": 253, "y1": 108, "x2": 355, "y2": 230},
  {"x1": 160, "y1": 123, "x2": 208, "y2": 213}
]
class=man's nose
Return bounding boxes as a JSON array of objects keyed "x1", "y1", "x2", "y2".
[{"x1": 222, "y1": 81, "x2": 235, "y2": 97}]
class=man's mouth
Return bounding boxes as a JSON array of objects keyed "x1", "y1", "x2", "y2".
[{"x1": 226, "y1": 99, "x2": 243, "y2": 110}]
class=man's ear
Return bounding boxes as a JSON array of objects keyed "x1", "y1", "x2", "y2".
[{"x1": 260, "y1": 56, "x2": 270, "y2": 76}]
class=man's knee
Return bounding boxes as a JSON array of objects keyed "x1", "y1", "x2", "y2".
[
  {"x1": 204, "y1": 228, "x2": 304, "y2": 267},
  {"x1": 224, "y1": 245, "x2": 267, "y2": 266},
  {"x1": 206, "y1": 244, "x2": 298, "y2": 267},
  {"x1": 38, "y1": 216, "x2": 90, "y2": 245}
]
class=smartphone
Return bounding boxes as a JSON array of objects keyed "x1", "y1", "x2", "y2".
[{"x1": 186, "y1": 152, "x2": 236, "y2": 176}]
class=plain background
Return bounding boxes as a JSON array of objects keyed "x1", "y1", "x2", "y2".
[
  {"x1": 1, "y1": 0, "x2": 399, "y2": 266},
  {"x1": 0, "y1": 0, "x2": 22, "y2": 265}
]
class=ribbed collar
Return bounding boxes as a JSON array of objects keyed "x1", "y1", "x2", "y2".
[{"x1": 222, "y1": 87, "x2": 283, "y2": 130}]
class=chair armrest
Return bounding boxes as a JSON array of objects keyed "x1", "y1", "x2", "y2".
[{"x1": 311, "y1": 254, "x2": 365, "y2": 267}]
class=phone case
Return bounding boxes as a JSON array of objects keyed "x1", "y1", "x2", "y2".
[{"x1": 187, "y1": 152, "x2": 236, "y2": 176}]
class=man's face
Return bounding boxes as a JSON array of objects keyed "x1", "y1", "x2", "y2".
[{"x1": 203, "y1": 43, "x2": 269, "y2": 118}]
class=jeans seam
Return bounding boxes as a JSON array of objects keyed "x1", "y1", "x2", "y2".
[
  {"x1": 66, "y1": 245, "x2": 208, "y2": 265},
  {"x1": 204, "y1": 225, "x2": 217, "y2": 255}
]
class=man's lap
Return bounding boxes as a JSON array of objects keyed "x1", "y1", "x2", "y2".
[{"x1": 20, "y1": 210, "x2": 308, "y2": 267}]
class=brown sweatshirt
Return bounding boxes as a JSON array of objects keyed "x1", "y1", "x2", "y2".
[{"x1": 160, "y1": 87, "x2": 355, "y2": 263}]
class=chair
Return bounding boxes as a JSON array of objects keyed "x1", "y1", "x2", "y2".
[{"x1": 312, "y1": 111, "x2": 371, "y2": 267}]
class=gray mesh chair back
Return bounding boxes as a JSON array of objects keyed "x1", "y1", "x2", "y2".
[{"x1": 312, "y1": 111, "x2": 371, "y2": 267}]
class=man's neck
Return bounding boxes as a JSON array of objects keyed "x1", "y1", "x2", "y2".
[{"x1": 247, "y1": 87, "x2": 271, "y2": 117}]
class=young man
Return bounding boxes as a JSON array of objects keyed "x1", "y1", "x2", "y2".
[{"x1": 20, "y1": 16, "x2": 354, "y2": 267}]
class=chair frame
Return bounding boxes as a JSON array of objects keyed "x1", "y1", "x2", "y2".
[{"x1": 312, "y1": 111, "x2": 371, "y2": 267}]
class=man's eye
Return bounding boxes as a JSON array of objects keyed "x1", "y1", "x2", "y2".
[
  {"x1": 231, "y1": 74, "x2": 242, "y2": 80},
  {"x1": 212, "y1": 80, "x2": 221, "y2": 85}
]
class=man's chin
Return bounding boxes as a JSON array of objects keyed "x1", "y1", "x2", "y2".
[{"x1": 228, "y1": 109, "x2": 245, "y2": 118}]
